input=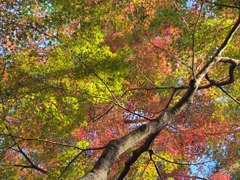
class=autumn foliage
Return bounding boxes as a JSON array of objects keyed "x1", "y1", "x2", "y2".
[{"x1": 0, "y1": 0, "x2": 240, "y2": 179}]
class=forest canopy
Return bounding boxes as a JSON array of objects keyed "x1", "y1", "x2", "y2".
[{"x1": 0, "y1": 0, "x2": 239, "y2": 179}]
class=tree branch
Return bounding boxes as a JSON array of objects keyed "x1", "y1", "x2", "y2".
[
  {"x1": 149, "y1": 149, "x2": 164, "y2": 180},
  {"x1": 127, "y1": 14, "x2": 192, "y2": 69},
  {"x1": 16, "y1": 146, "x2": 47, "y2": 174},
  {"x1": 31, "y1": 24, "x2": 121, "y2": 106},
  {"x1": 4, "y1": 126, "x2": 48, "y2": 175},
  {"x1": 0, "y1": 164, "x2": 33, "y2": 169},
  {"x1": 117, "y1": 132, "x2": 160, "y2": 179},
  {"x1": 218, "y1": 86, "x2": 240, "y2": 105},
  {"x1": 205, "y1": 0, "x2": 240, "y2": 10},
  {"x1": 152, "y1": 152, "x2": 214, "y2": 166},
  {"x1": 206, "y1": 57, "x2": 239, "y2": 86},
  {"x1": 0, "y1": 133, "x2": 106, "y2": 151},
  {"x1": 192, "y1": 0, "x2": 205, "y2": 78},
  {"x1": 57, "y1": 151, "x2": 84, "y2": 180}
]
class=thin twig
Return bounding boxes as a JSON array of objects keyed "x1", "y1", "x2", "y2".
[
  {"x1": 205, "y1": 0, "x2": 240, "y2": 10},
  {"x1": 127, "y1": 14, "x2": 192, "y2": 69},
  {"x1": 4, "y1": 127, "x2": 47, "y2": 174},
  {"x1": 0, "y1": 164, "x2": 33, "y2": 168},
  {"x1": 0, "y1": 133, "x2": 106, "y2": 151},
  {"x1": 153, "y1": 152, "x2": 213, "y2": 166},
  {"x1": 173, "y1": 1, "x2": 191, "y2": 32},
  {"x1": 31, "y1": 25, "x2": 121, "y2": 106},
  {"x1": 93, "y1": 105, "x2": 114, "y2": 122},
  {"x1": 57, "y1": 151, "x2": 84, "y2": 179},
  {"x1": 149, "y1": 149, "x2": 164, "y2": 180},
  {"x1": 192, "y1": 0, "x2": 205, "y2": 79},
  {"x1": 164, "y1": 89, "x2": 177, "y2": 110},
  {"x1": 117, "y1": 131, "x2": 160, "y2": 179},
  {"x1": 218, "y1": 86, "x2": 240, "y2": 104}
]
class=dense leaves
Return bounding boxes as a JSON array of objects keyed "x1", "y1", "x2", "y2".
[{"x1": 0, "y1": 0, "x2": 239, "y2": 179}]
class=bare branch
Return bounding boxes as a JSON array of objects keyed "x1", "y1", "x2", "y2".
[
  {"x1": 57, "y1": 151, "x2": 84, "y2": 180},
  {"x1": 205, "y1": 0, "x2": 240, "y2": 10},
  {"x1": 16, "y1": 146, "x2": 47, "y2": 174},
  {"x1": 31, "y1": 25, "x2": 121, "y2": 106},
  {"x1": 0, "y1": 164, "x2": 33, "y2": 169},
  {"x1": 149, "y1": 39, "x2": 192, "y2": 69},
  {"x1": 206, "y1": 57, "x2": 240, "y2": 86},
  {"x1": 218, "y1": 86, "x2": 240, "y2": 105},
  {"x1": 0, "y1": 133, "x2": 106, "y2": 151},
  {"x1": 218, "y1": 57, "x2": 240, "y2": 65},
  {"x1": 127, "y1": 14, "x2": 192, "y2": 69},
  {"x1": 117, "y1": 132, "x2": 160, "y2": 179},
  {"x1": 192, "y1": 0, "x2": 205, "y2": 78},
  {"x1": 164, "y1": 89, "x2": 177, "y2": 110},
  {"x1": 149, "y1": 149, "x2": 164, "y2": 180},
  {"x1": 115, "y1": 102, "x2": 152, "y2": 120},
  {"x1": 4, "y1": 127, "x2": 48, "y2": 174},
  {"x1": 214, "y1": 15, "x2": 240, "y2": 57},
  {"x1": 152, "y1": 152, "x2": 214, "y2": 166},
  {"x1": 93, "y1": 106, "x2": 114, "y2": 122},
  {"x1": 173, "y1": 1, "x2": 191, "y2": 32}
]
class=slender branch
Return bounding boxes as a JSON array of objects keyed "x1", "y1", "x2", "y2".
[
  {"x1": 0, "y1": 164, "x2": 33, "y2": 169},
  {"x1": 204, "y1": 129, "x2": 240, "y2": 136},
  {"x1": 31, "y1": 25, "x2": 121, "y2": 106},
  {"x1": 17, "y1": 146, "x2": 35, "y2": 167},
  {"x1": 114, "y1": 102, "x2": 152, "y2": 120},
  {"x1": 127, "y1": 14, "x2": 192, "y2": 69},
  {"x1": 149, "y1": 149, "x2": 164, "y2": 180},
  {"x1": 148, "y1": 38, "x2": 192, "y2": 69},
  {"x1": 16, "y1": 145, "x2": 47, "y2": 174},
  {"x1": 173, "y1": 1, "x2": 191, "y2": 32},
  {"x1": 4, "y1": 127, "x2": 47, "y2": 174},
  {"x1": 205, "y1": 57, "x2": 240, "y2": 88},
  {"x1": 151, "y1": 89, "x2": 179, "y2": 116},
  {"x1": 178, "y1": 175, "x2": 207, "y2": 180},
  {"x1": 124, "y1": 119, "x2": 148, "y2": 124},
  {"x1": 192, "y1": 0, "x2": 205, "y2": 79},
  {"x1": 164, "y1": 89, "x2": 177, "y2": 110},
  {"x1": 17, "y1": 145, "x2": 47, "y2": 174},
  {"x1": 57, "y1": 151, "x2": 84, "y2": 180},
  {"x1": 0, "y1": 133, "x2": 106, "y2": 151},
  {"x1": 56, "y1": 38, "x2": 121, "y2": 105},
  {"x1": 0, "y1": 141, "x2": 19, "y2": 155},
  {"x1": 218, "y1": 86, "x2": 240, "y2": 104},
  {"x1": 152, "y1": 152, "x2": 213, "y2": 166},
  {"x1": 214, "y1": 14, "x2": 240, "y2": 57},
  {"x1": 205, "y1": 0, "x2": 240, "y2": 10},
  {"x1": 128, "y1": 86, "x2": 188, "y2": 91},
  {"x1": 117, "y1": 132, "x2": 160, "y2": 179},
  {"x1": 93, "y1": 105, "x2": 114, "y2": 122}
]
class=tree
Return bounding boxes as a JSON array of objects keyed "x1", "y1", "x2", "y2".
[{"x1": 0, "y1": 0, "x2": 239, "y2": 179}]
